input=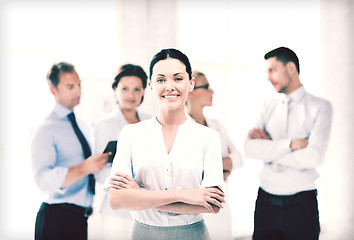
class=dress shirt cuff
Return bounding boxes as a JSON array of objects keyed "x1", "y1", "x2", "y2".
[{"x1": 36, "y1": 166, "x2": 69, "y2": 192}]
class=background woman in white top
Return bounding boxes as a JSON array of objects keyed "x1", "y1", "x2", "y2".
[
  {"x1": 186, "y1": 71, "x2": 243, "y2": 240},
  {"x1": 106, "y1": 48, "x2": 225, "y2": 240},
  {"x1": 94, "y1": 64, "x2": 151, "y2": 239}
]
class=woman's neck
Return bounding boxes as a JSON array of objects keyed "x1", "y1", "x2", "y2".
[
  {"x1": 120, "y1": 106, "x2": 139, "y2": 124},
  {"x1": 187, "y1": 104, "x2": 206, "y2": 126},
  {"x1": 157, "y1": 107, "x2": 187, "y2": 127}
]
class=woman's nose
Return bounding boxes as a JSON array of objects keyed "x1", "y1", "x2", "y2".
[{"x1": 165, "y1": 80, "x2": 175, "y2": 91}]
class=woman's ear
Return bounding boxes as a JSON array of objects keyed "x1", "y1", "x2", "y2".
[{"x1": 189, "y1": 77, "x2": 195, "y2": 92}]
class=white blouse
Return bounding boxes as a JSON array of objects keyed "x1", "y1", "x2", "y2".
[
  {"x1": 94, "y1": 107, "x2": 152, "y2": 183},
  {"x1": 106, "y1": 117, "x2": 224, "y2": 226},
  {"x1": 94, "y1": 107, "x2": 151, "y2": 217},
  {"x1": 204, "y1": 117, "x2": 243, "y2": 171}
]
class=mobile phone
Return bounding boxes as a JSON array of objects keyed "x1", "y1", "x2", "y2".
[{"x1": 103, "y1": 140, "x2": 117, "y2": 163}]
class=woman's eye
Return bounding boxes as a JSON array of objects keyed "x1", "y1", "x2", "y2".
[
  {"x1": 175, "y1": 77, "x2": 183, "y2": 81},
  {"x1": 122, "y1": 87, "x2": 128, "y2": 91},
  {"x1": 156, "y1": 78, "x2": 165, "y2": 83},
  {"x1": 135, "y1": 88, "x2": 141, "y2": 92}
]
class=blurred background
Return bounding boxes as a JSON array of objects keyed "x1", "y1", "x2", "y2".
[{"x1": 1, "y1": 0, "x2": 353, "y2": 239}]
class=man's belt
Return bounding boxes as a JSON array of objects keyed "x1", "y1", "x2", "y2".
[
  {"x1": 41, "y1": 202, "x2": 93, "y2": 217},
  {"x1": 258, "y1": 188, "x2": 317, "y2": 207}
]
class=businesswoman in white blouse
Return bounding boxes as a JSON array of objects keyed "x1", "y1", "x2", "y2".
[
  {"x1": 186, "y1": 71, "x2": 243, "y2": 240},
  {"x1": 106, "y1": 49, "x2": 225, "y2": 240},
  {"x1": 94, "y1": 64, "x2": 151, "y2": 240}
]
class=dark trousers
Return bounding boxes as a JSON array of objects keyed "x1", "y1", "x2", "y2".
[
  {"x1": 35, "y1": 202, "x2": 91, "y2": 240},
  {"x1": 253, "y1": 188, "x2": 320, "y2": 240}
]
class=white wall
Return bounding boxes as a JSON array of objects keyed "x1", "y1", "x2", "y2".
[
  {"x1": 1, "y1": 0, "x2": 353, "y2": 239},
  {"x1": 317, "y1": 0, "x2": 354, "y2": 238}
]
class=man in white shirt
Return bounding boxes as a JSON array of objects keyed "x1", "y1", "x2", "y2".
[{"x1": 244, "y1": 47, "x2": 333, "y2": 240}]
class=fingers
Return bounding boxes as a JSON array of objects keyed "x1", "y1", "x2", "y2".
[
  {"x1": 209, "y1": 192, "x2": 225, "y2": 204},
  {"x1": 208, "y1": 197, "x2": 223, "y2": 209},
  {"x1": 203, "y1": 202, "x2": 214, "y2": 213},
  {"x1": 110, "y1": 184, "x2": 124, "y2": 190},
  {"x1": 207, "y1": 187, "x2": 225, "y2": 197},
  {"x1": 115, "y1": 172, "x2": 134, "y2": 182},
  {"x1": 103, "y1": 152, "x2": 111, "y2": 157},
  {"x1": 248, "y1": 128, "x2": 270, "y2": 140},
  {"x1": 204, "y1": 187, "x2": 225, "y2": 209},
  {"x1": 248, "y1": 128, "x2": 262, "y2": 139},
  {"x1": 110, "y1": 172, "x2": 140, "y2": 190},
  {"x1": 110, "y1": 173, "x2": 128, "y2": 189},
  {"x1": 290, "y1": 138, "x2": 309, "y2": 150}
]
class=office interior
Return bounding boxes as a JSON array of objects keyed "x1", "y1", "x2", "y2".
[{"x1": 1, "y1": 0, "x2": 353, "y2": 239}]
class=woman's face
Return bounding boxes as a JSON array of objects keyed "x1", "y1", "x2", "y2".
[
  {"x1": 150, "y1": 58, "x2": 194, "y2": 112},
  {"x1": 115, "y1": 76, "x2": 144, "y2": 111},
  {"x1": 192, "y1": 75, "x2": 214, "y2": 107}
]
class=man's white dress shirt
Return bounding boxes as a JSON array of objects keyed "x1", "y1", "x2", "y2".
[{"x1": 244, "y1": 86, "x2": 333, "y2": 195}]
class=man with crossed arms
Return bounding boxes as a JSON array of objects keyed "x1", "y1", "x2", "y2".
[{"x1": 244, "y1": 47, "x2": 333, "y2": 240}]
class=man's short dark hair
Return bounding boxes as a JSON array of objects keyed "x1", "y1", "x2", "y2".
[
  {"x1": 265, "y1": 47, "x2": 300, "y2": 74},
  {"x1": 47, "y1": 62, "x2": 75, "y2": 88}
]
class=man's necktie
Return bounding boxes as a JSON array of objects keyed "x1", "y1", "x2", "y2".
[
  {"x1": 275, "y1": 96, "x2": 292, "y2": 172},
  {"x1": 279, "y1": 96, "x2": 292, "y2": 139},
  {"x1": 68, "y1": 112, "x2": 95, "y2": 195}
]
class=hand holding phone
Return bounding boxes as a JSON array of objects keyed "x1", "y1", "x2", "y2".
[{"x1": 103, "y1": 140, "x2": 117, "y2": 163}]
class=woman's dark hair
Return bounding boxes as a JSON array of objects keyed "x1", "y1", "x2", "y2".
[
  {"x1": 264, "y1": 47, "x2": 300, "y2": 74},
  {"x1": 112, "y1": 64, "x2": 148, "y2": 104},
  {"x1": 149, "y1": 48, "x2": 192, "y2": 80},
  {"x1": 112, "y1": 64, "x2": 148, "y2": 90},
  {"x1": 47, "y1": 62, "x2": 75, "y2": 88}
]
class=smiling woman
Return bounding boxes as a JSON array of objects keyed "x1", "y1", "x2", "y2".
[
  {"x1": 150, "y1": 57, "x2": 194, "y2": 114},
  {"x1": 105, "y1": 49, "x2": 225, "y2": 240}
]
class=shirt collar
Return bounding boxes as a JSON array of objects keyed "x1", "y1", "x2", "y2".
[
  {"x1": 53, "y1": 102, "x2": 73, "y2": 119},
  {"x1": 113, "y1": 106, "x2": 126, "y2": 120},
  {"x1": 287, "y1": 85, "x2": 306, "y2": 103},
  {"x1": 114, "y1": 106, "x2": 145, "y2": 123}
]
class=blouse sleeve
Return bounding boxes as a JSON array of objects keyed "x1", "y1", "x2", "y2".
[
  {"x1": 215, "y1": 118, "x2": 243, "y2": 170},
  {"x1": 103, "y1": 125, "x2": 133, "y2": 190},
  {"x1": 201, "y1": 130, "x2": 225, "y2": 191}
]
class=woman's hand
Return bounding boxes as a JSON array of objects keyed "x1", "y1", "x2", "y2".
[
  {"x1": 179, "y1": 187, "x2": 225, "y2": 213},
  {"x1": 110, "y1": 172, "x2": 141, "y2": 190}
]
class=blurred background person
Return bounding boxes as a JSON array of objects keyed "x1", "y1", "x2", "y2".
[
  {"x1": 93, "y1": 64, "x2": 151, "y2": 240},
  {"x1": 244, "y1": 47, "x2": 333, "y2": 239},
  {"x1": 186, "y1": 71, "x2": 243, "y2": 240},
  {"x1": 29, "y1": 62, "x2": 109, "y2": 240}
]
